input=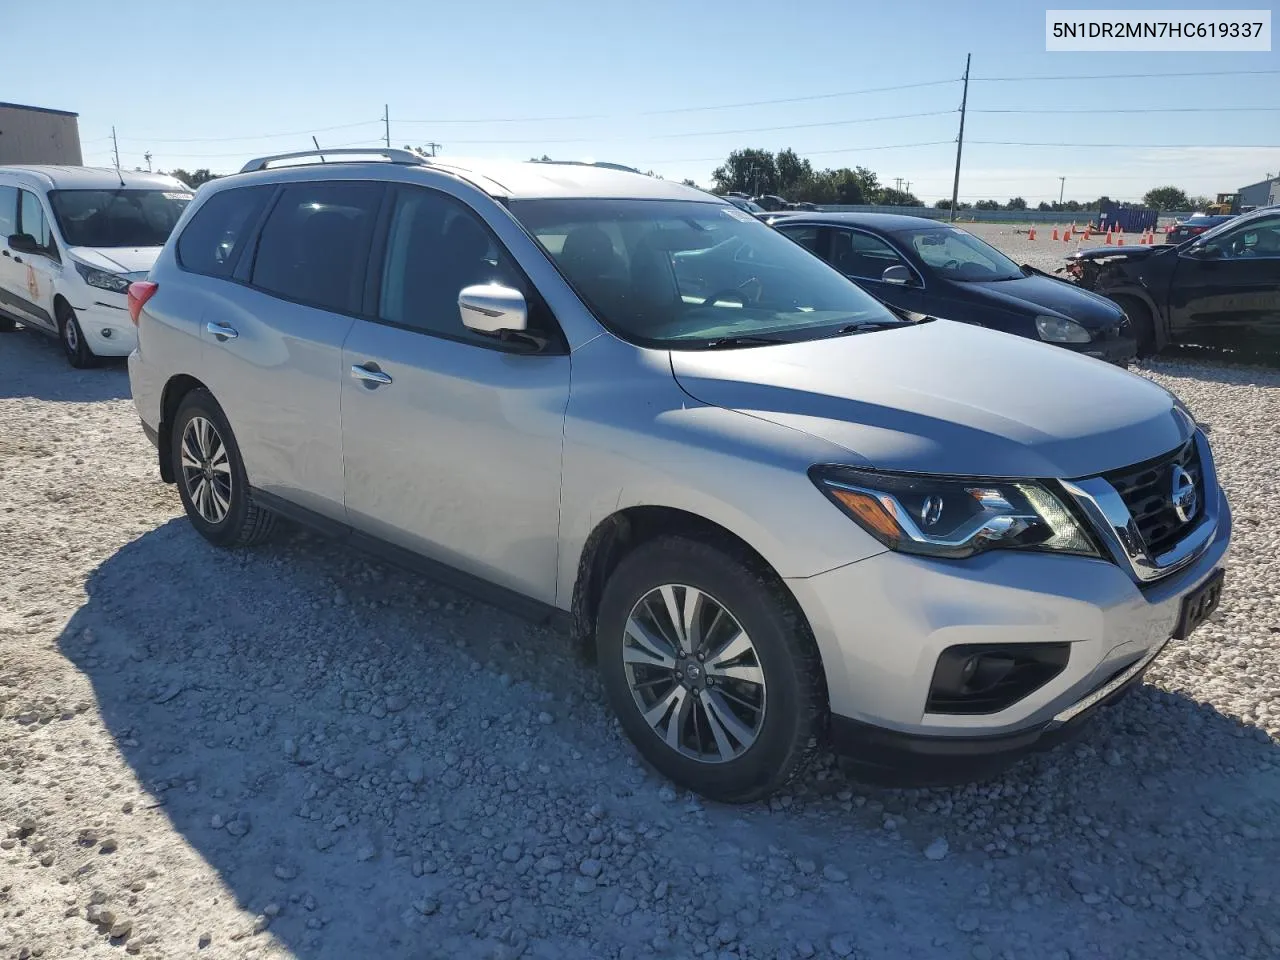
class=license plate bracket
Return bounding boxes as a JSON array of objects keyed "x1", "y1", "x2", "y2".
[{"x1": 1172, "y1": 569, "x2": 1225, "y2": 641}]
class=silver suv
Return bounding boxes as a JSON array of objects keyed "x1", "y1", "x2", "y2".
[{"x1": 127, "y1": 149, "x2": 1230, "y2": 802}]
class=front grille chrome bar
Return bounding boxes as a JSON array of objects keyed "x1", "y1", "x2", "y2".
[{"x1": 1063, "y1": 430, "x2": 1219, "y2": 585}]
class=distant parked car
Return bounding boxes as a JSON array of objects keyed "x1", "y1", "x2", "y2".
[
  {"x1": 722, "y1": 195, "x2": 767, "y2": 216},
  {"x1": 1062, "y1": 205, "x2": 1280, "y2": 357},
  {"x1": 766, "y1": 212, "x2": 1136, "y2": 364},
  {"x1": 753, "y1": 194, "x2": 789, "y2": 212},
  {"x1": 1165, "y1": 213, "x2": 1236, "y2": 244},
  {"x1": 0, "y1": 165, "x2": 193, "y2": 366}
]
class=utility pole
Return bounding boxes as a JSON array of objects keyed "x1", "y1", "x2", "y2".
[
  {"x1": 111, "y1": 126, "x2": 121, "y2": 171},
  {"x1": 1059, "y1": 176, "x2": 1066, "y2": 205},
  {"x1": 425, "y1": 141, "x2": 441, "y2": 157},
  {"x1": 949, "y1": 53, "x2": 971, "y2": 223},
  {"x1": 144, "y1": 151, "x2": 152, "y2": 173},
  {"x1": 383, "y1": 104, "x2": 391, "y2": 149}
]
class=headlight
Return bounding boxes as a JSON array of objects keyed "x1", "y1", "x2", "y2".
[
  {"x1": 810, "y1": 466, "x2": 1098, "y2": 559},
  {"x1": 74, "y1": 262, "x2": 130, "y2": 294},
  {"x1": 1035, "y1": 315, "x2": 1091, "y2": 343}
]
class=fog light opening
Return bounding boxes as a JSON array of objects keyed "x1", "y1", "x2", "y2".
[{"x1": 928, "y1": 643, "x2": 1070, "y2": 715}]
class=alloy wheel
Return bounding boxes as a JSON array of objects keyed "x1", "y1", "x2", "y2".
[
  {"x1": 64, "y1": 316, "x2": 79, "y2": 352},
  {"x1": 622, "y1": 584, "x2": 767, "y2": 763},
  {"x1": 180, "y1": 416, "x2": 232, "y2": 524}
]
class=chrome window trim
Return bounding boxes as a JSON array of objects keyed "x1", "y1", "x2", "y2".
[
  {"x1": 830, "y1": 226, "x2": 927, "y2": 289},
  {"x1": 1062, "y1": 430, "x2": 1219, "y2": 584}
]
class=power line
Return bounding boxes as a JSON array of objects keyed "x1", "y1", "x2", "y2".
[
  {"x1": 973, "y1": 68, "x2": 1280, "y2": 82},
  {"x1": 110, "y1": 120, "x2": 382, "y2": 144},
  {"x1": 637, "y1": 140, "x2": 957, "y2": 165},
  {"x1": 970, "y1": 140, "x2": 1278, "y2": 148},
  {"x1": 973, "y1": 106, "x2": 1280, "y2": 115}
]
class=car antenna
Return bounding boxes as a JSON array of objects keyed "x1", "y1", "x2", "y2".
[{"x1": 312, "y1": 136, "x2": 326, "y2": 163}]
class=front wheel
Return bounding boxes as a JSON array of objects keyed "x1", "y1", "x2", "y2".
[
  {"x1": 171, "y1": 389, "x2": 278, "y2": 548},
  {"x1": 0, "y1": 315, "x2": 15, "y2": 333},
  {"x1": 58, "y1": 305, "x2": 97, "y2": 369},
  {"x1": 1112, "y1": 295, "x2": 1157, "y2": 357},
  {"x1": 596, "y1": 536, "x2": 825, "y2": 803}
]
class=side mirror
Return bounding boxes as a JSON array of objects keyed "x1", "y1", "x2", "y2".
[
  {"x1": 7, "y1": 233, "x2": 39, "y2": 255},
  {"x1": 458, "y1": 283, "x2": 528, "y2": 336},
  {"x1": 1186, "y1": 243, "x2": 1222, "y2": 260},
  {"x1": 880, "y1": 264, "x2": 913, "y2": 286}
]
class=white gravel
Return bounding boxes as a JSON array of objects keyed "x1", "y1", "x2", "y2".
[{"x1": 2, "y1": 325, "x2": 1279, "y2": 960}]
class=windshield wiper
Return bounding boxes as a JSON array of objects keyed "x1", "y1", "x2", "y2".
[
  {"x1": 836, "y1": 319, "x2": 915, "y2": 334},
  {"x1": 699, "y1": 334, "x2": 791, "y2": 349}
]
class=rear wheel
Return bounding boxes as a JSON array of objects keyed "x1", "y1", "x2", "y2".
[
  {"x1": 1112, "y1": 295, "x2": 1157, "y2": 357},
  {"x1": 58, "y1": 304, "x2": 96, "y2": 368},
  {"x1": 596, "y1": 536, "x2": 825, "y2": 803},
  {"x1": 171, "y1": 389, "x2": 278, "y2": 548}
]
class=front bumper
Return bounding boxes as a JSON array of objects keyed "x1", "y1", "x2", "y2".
[
  {"x1": 787, "y1": 485, "x2": 1231, "y2": 780},
  {"x1": 1063, "y1": 334, "x2": 1137, "y2": 366},
  {"x1": 73, "y1": 299, "x2": 136, "y2": 356}
]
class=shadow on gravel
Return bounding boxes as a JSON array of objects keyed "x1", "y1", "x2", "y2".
[
  {"x1": 0, "y1": 328, "x2": 129, "y2": 402},
  {"x1": 59, "y1": 518, "x2": 1280, "y2": 960}
]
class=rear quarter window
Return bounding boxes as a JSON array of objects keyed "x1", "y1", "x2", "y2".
[{"x1": 176, "y1": 186, "x2": 273, "y2": 278}]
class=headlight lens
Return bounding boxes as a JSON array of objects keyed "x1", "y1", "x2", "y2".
[
  {"x1": 810, "y1": 466, "x2": 1098, "y2": 559},
  {"x1": 1035, "y1": 314, "x2": 1091, "y2": 343},
  {"x1": 74, "y1": 262, "x2": 130, "y2": 293}
]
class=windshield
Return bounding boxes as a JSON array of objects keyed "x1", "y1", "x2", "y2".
[
  {"x1": 48, "y1": 189, "x2": 193, "y2": 247},
  {"x1": 508, "y1": 198, "x2": 901, "y2": 347},
  {"x1": 902, "y1": 225, "x2": 1023, "y2": 281}
]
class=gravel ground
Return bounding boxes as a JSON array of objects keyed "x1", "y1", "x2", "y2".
[
  {"x1": 3, "y1": 321, "x2": 1279, "y2": 960},
  {"x1": 958, "y1": 222, "x2": 1120, "y2": 276}
]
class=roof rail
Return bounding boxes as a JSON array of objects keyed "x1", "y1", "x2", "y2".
[
  {"x1": 529, "y1": 159, "x2": 643, "y2": 174},
  {"x1": 238, "y1": 148, "x2": 427, "y2": 174}
]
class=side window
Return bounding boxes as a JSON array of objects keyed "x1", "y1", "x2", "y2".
[
  {"x1": 18, "y1": 191, "x2": 56, "y2": 256},
  {"x1": 0, "y1": 186, "x2": 17, "y2": 240},
  {"x1": 776, "y1": 225, "x2": 822, "y2": 255},
  {"x1": 831, "y1": 229, "x2": 907, "y2": 279},
  {"x1": 1209, "y1": 214, "x2": 1280, "y2": 260},
  {"x1": 250, "y1": 181, "x2": 382, "y2": 314},
  {"x1": 177, "y1": 186, "x2": 272, "y2": 278},
  {"x1": 378, "y1": 186, "x2": 533, "y2": 344}
]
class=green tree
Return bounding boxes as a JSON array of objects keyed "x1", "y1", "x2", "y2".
[
  {"x1": 775, "y1": 148, "x2": 813, "y2": 196},
  {"x1": 1142, "y1": 186, "x2": 1189, "y2": 209},
  {"x1": 168, "y1": 168, "x2": 219, "y2": 188},
  {"x1": 974, "y1": 199, "x2": 1001, "y2": 211},
  {"x1": 934, "y1": 198, "x2": 971, "y2": 210},
  {"x1": 1186, "y1": 195, "x2": 1212, "y2": 211},
  {"x1": 878, "y1": 187, "x2": 922, "y2": 207},
  {"x1": 1006, "y1": 196, "x2": 1027, "y2": 210},
  {"x1": 711, "y1": 149, "x2": 779, "y2": 196}
]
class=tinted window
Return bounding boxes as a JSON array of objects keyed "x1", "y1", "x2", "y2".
[
  {"x1": 379, "y1": 186, "x2": 527, "y2": 342},
  {"x1": 830, "y1": 229, "x2": 907, "y2": 279},
  {"x1": 177, "y1": 186, "x2": 272, "y2": 278},
  {"x1": 1208, "y1": 214, "x2": 1280, "y2": 260},
  {"x1": 252, "y1": 181, "x2": 382, "y2": 314},
  {"x1": 18, "y1": 191, "x2": 55, "y2": 255},
  {"x1": 509, "y1": 198, "x2": 899, "y2": 347},
  {"x1": 0, "y1": 186, "x2": 17, "y2": 240},
  {"x1": 48, "y1": 189, "x2": 192, "y2": 247},
  {"x1": 776, "y1": 224, "x2": 821, "y2": 254}
]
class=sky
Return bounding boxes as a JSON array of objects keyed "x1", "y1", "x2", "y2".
[{"x1": 5, "y1": 0, "x2": 1278, "y2": 203}]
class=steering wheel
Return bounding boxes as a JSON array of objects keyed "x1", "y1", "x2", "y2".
[{"x1": 942, "y1": 259, "x2": 962, "y2": 272}]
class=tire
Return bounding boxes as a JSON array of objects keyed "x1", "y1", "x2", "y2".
[
  {"x1": 596, "y1": 536, "x2": 825, "y2": 803},
  {"x1": 58, "y1": 304, "x2": 97, "y2": 369},
  {"x1": 1112, "y1": 295, "x2": 1157, "y2": 357},
  {"x1": 170, "y1": 389, "x2": 278, "y2": 548},
  {"x1": 0, "y1": 314, "x2": 15, "y2": 333}
]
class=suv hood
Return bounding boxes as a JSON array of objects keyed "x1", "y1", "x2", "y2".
[
  {"x1": 671, "y1": 319, "x2": 1189, "y2": 478},
  {"x1": 961, "y1": 273, "x2": 1123, "y2": 328},
  {"x1": 68, "y1": 245, "x2": 163, "y2": 276}
]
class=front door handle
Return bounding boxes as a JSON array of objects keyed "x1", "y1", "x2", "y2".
[
  {"x1": 350, "y1": 363, "x2": 392, "y2": 386},
  {"x1": 206, "y1": 321, "x2": 238, "y2": 341}
]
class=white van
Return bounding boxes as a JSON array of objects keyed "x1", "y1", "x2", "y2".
[{"x1": 0, "y1": 166, "x2": 194, "y2": 366}]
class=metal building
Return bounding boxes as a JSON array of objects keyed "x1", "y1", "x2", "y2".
[
  {"x1": 1237, "y1": 175, "x2": 1280, "y2": 212},
  {"x1": 0, "y1": 102, "x2": 83, "y2": 165}
]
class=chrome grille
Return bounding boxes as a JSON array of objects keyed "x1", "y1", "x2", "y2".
[{"x1": 1102, "y1": 438, "x2": 1202, "y2": 557}]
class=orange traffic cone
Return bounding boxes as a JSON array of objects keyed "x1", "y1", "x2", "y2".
[
  {"x1": 1028, "y1": 227, "x2": 1036, "y2": 240},
  {"x1": 1105, "y1": 230, "x2": 1113, "y2": 245},
  {"x1": 1083, "y1": 226, "x2": 1091, "y2": 239},
  {"x1": 1051, "y1": 228, "x2": 1060, "y2": 240},
  {"x1": 1117, "y1": 236, "x2": 1125, "y2": 246},
  {"x1": 1064, "y1": 227, "x2": 1072, "y2": 242}
]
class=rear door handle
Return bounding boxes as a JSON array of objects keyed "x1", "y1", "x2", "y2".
[
  {"x1": 12, "y1": 255, "x2": 22, "y2": 264},
  {"x1": 350, "y1": 363, "x2": 392, "y2": 386},
  {"x1": 206, "y1": 321, "x2": 238, "y2": 341}
]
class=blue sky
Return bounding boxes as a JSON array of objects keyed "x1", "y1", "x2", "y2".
[{"x1": 6, "y1": 0, "x2": 1277, "y2": 202}]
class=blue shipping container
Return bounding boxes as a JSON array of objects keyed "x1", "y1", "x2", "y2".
[{"x1": 1097, "y1": 202, "x2": 1159, "y2": 233}]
